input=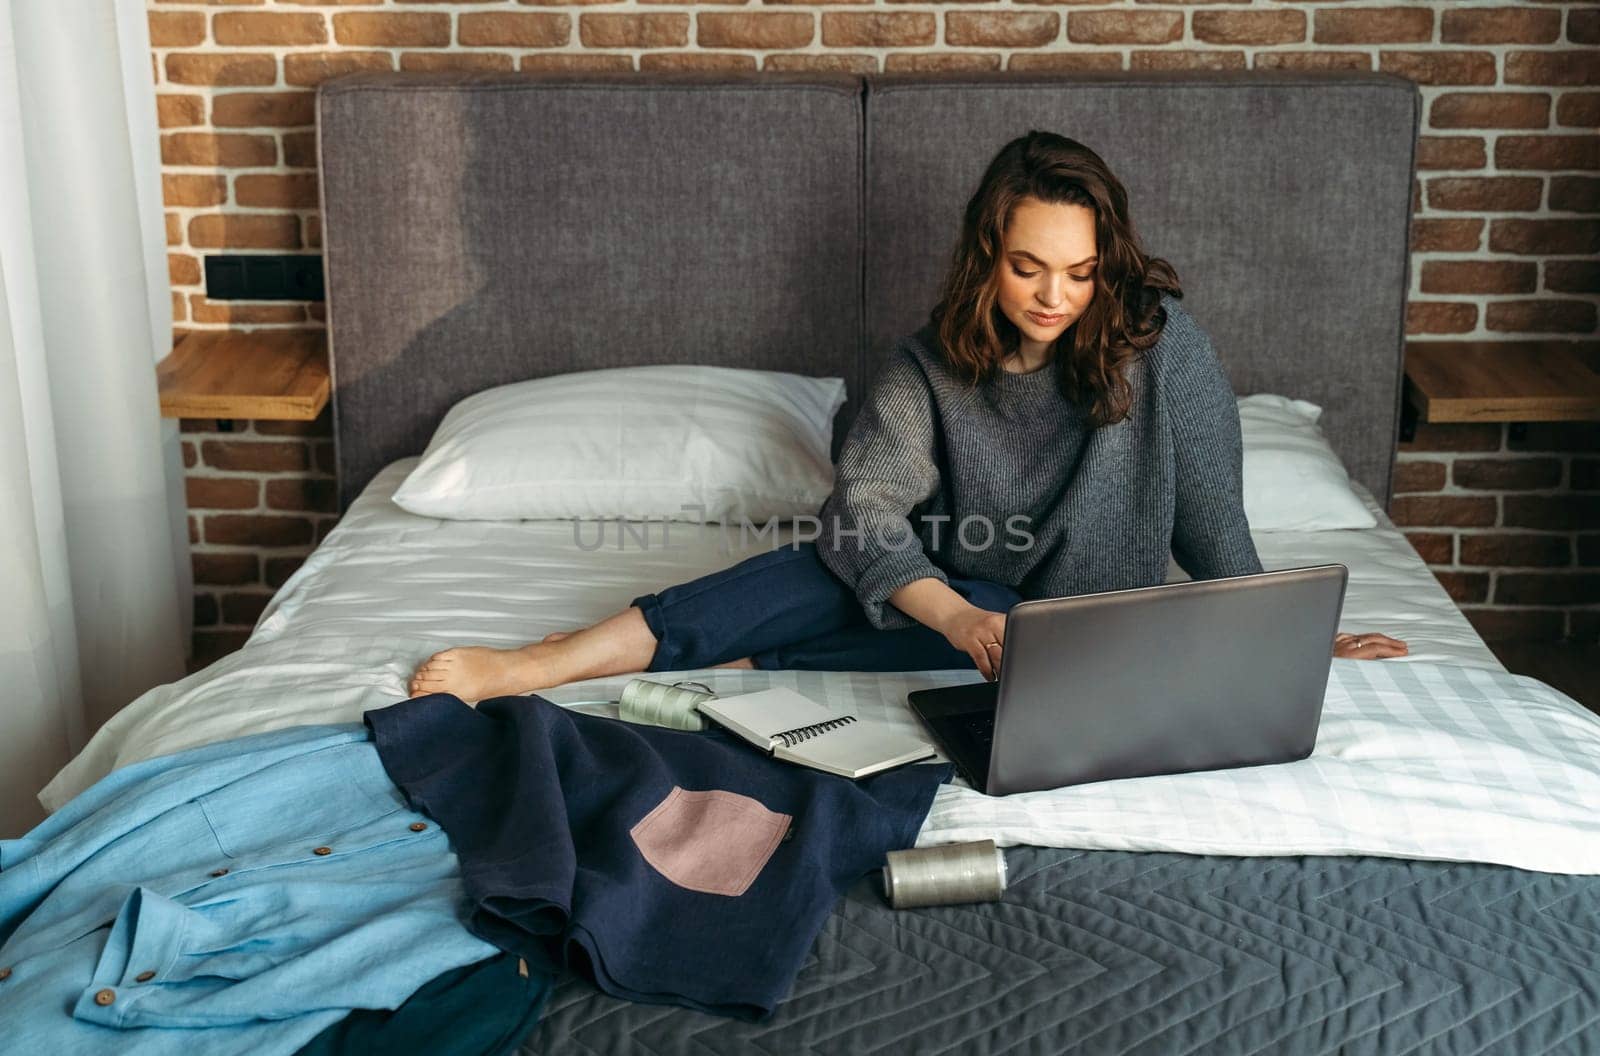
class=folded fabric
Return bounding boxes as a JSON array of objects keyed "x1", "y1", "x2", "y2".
[
  {"x1": 0, "y1": 724, "x2": 498, "y2": 1056},
  {"x1": 296, "y1": 952, "x2": 553, "y2": 1056},
  {"x1": 364, "y1": 693, "x2": 951, "y2": 1020}
]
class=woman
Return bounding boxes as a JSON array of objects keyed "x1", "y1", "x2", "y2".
[{"x1": 408, "y1": 131, "x2": 1406, "y2": 703}]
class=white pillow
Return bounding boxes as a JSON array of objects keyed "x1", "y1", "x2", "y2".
[
  {"x1": 393, "y1": 364, "x2": 846, "y2": 523},
  {"x1": 1237, "y1": 394, "x2": 1377, "y2": 532}
]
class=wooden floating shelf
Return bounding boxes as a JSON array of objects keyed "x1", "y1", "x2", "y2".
[
  {"x1": 1404, "y1": 341, "x2": 1600, "y2": 424},
  {"x1": 158, "y1": 330, "x2": 329, "y2": 421}
]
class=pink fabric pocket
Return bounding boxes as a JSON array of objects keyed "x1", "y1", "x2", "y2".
[{"x1": 629, "y1": 786, "x2": 792, "y2": 897}]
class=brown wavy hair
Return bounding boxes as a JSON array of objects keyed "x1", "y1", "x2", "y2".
[{"x1": 929, "y1": 131, "x2": 1181, "y2": 428}]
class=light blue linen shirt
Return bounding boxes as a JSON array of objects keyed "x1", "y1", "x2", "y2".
[{"x1": 0, "y1": 723, "x2": 498, "y2": 1054}]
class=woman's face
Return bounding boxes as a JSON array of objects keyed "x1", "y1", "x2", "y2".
[{"x1": 995, "y1": 197, "x2": 1098, "y2": 362}]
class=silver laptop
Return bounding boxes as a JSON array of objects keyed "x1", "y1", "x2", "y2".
[{"x1": 907, "y1": 564, "x2": 1347, "y2": 796}]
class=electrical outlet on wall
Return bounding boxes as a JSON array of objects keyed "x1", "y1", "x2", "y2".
[{"x1": 204, "y1": 254, "x2": 324, "y2": 301}]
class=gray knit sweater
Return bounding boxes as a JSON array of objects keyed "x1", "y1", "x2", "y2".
[{"x1": 816, "y1": 293, "x2": 1264, "y2": 631}]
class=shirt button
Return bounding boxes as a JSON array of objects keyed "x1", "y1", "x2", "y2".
[
  {"x1": 0, "y1": 967, "x2": 11, "y2": 981},
  {"x1": 209, "y1": 868, "x2": 228, "y2": 877},
  {"x1": 409, "y1": 822, "x2": 427, "y2": 832},
  {"x1": 94, "y1": 988, "x2": 116, "y2": 1006},
  {"x1": 313, "y1": 846, "x2": 332, "y2": 856},
  {"x1": 134, "y1": 971, "x2": 156, "y2": 983}
]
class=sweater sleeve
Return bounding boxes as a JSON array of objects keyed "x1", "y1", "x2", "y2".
[
  {"x1": 815, "y1": 342, "x2": 950, "y2": 631},
  {"x1": 1162, "y1": 313, "x2": 1266, "y2": 581}
]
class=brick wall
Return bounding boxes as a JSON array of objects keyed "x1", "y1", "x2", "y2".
[{"x1": 152, "y1": 0, "x2": 1599, "y2": 666}]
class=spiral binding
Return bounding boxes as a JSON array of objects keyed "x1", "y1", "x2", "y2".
[{"x1": 775, "y1": 714, "x2": 857, "y2": 748}]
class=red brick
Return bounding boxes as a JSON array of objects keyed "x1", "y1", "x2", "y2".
[
  {"x1": 1485, "y1": 299, "x2": 1598, "y2": 333},
  {"x1": 1496, "y1": 135, "x2": 1600, "y2": 171},
  {"x1": 1415, "y1": 135, "x2": 1487, "y2": 170},
  {"x1": 204, "y1": 514, "x2": 314, "y2": 547},
  {"x1": 581, "y1": 13, "x2": 692, "y2": 47},
  {"x1": 214, "y1": 12, "x2": 327, "y2": 46},
  {"x1": 192, "y1": 552, "x2": 260, "y2": 585},
  {"x1": 1557, "y1": 93, "x2": 1600, "y2": 128},
  {"x1": 211, "y1": 91, "x2": 315, "y2": 128},
  {"x1": 1411, "y1": 218, "x2": 1483, "y2": 253},
  {"x1": 1573, "y1": 9, "x2": 1600, "y2": 45},
  {"x1": 1130, "y1": 51, "x2": 1245, "y2": 71},
  {"x1": 518, "y1": 54, "x2": 635, "y2": 73},
  {"x1": 165, "y1": 53, "x2": 276, "y2": 86},
  {"x1": 886, "y1": 54, "x2": 1004, "y2": 73},
  {"x1": 194, "y1": 594, "x2": 218, "y2": 628},
  {"x1": 1007, "y1": 52, "x2": 1124, "y2": 72},
  {"x1": 1508, "y1": 422, "x2": 1600, "y2": 452},
  {"x1": 1317, "y1": 8, "x2": 1433, "y2": 45},
  {"x1": 1460, "y1": 533, "x2": 1571, "y2": 567},
  {"x1": 1504, "y1": 494, "x2": 1600, "y2": 529},
  {"x1": 282, "y1": 51, "x2": 392, "y2": 87},
  {"x1": 191, "y1": 630, "x2": 252, "y2": 666},
  {"x1": 1406, "y1": 301, "x2": 1477, "y2": 335},
  {"x1": 1425, "y1": 177, "x2": 1542, "y2": 213},
  {"x1": 1550, "y1": 177, "x2": 1600, "y2": 213},
  {"x1": 148, "y1": 11, "x2": 206, "y2": 48},
  {"x1": 400, "y1": 53, "x2": 517, "y2": 73},
  {"x1": 333, "y1": 12, "x2": 449, "y2": 47},
  {"x1": 1441, "y1": 7, "x2": 1560, "y2": 45},
  {"x1": 170, "y1": 252, "x2": 199, "y2": 289},
  {"x1": 156, "y1": 94, "x2": 205, "y2": 129},
  {"x1": 185, "y1": 476, "x2": 260, "y2": 509},
  {"x1": 200, "y1": 440, "x2": 310, "y2": 472},
  {"x1": 1404, "y1": 531, "x2": 1454, "y2": 564},
  {"x1": 1452, "y1": 457, "x2": 1563, "y2": 490},
  {"x1": 265, "y1": 478, "x2": 338, "y2": 512},
  {"x1": 163, "y1": 173, "x2": 228, "y2": 208},
  {"x1": 458, "y1": 12, "x2": 572, "y2": 47},
  {"x1": 1462, "y1": 607, "x2": 1566, "y2": 642},
  {"x1": 1547, "y1": 261, "x2": 1600, "y2": 294},
  {"x1": 820, "y1": 13, "x2": 933, "y2": 47},
  {"x1": 1490, "y1": 219, "x2": 1600, "y2": 255},
  {"x1": 767, "y1": 54, "x2": 881, "y2": 73},
  {"x1": 1393, "y1": 460, "x2": 1447, "y2": 493},
  {"x1": 314, "y1": 518, "x2": 337, "y2": 543},
  {"x1": 1252, "y1": 51, "x2": 1371, "y2": 72},
  {"x1": 220, "y1": 592, "x2": 274, "y2": 626},
  {"x1": 234, "y1": 173, "x2": 319, "y2": 208},
  {"x1": 1505, "y1": 52, "x2": 1600, "y2": 86},
  {"x1": 181, "y1": 441, "x2": 196, "y2": 469},
  {"x1": 187, "y1": 516, "x2": 199, "y2": 545},
  {"x1": 188, "y1": 214, "x2": 300, "y2": 250},
  {"x1": 265, "y1": 555, "x2": 307, "y2": 588},
  {"x1": 1433, "y1": 570, "x2": 1490, "y2": 604},
  {"x1": 1581, "y1": 535, "x2": 1600, "y2": 567},
  {"x1": 161, "y1": 132, "x2": 275, "y2": 167},
  {"x1": 944, "y1": 13, "x2": 1058, "y2": 48},
  {"x1": 282, "y1": 131, "x2": 318, "y2": 169},
  {"x1": 1420, "y1": 261, "x2": 1537, "y2": 295},
  {"x1": 188, "y1": 298, "x2": 308, "y2": 325},
  {"x1": 1389, "y1": 495, "x2": 1498, "y2": 527},
  {"x1": 1379, "y1": 51, "x2": 1495, "y2": 86},
  {"x1": 1398, "y1": 420, "x2": 1503, "y2": 453},
  {"x1": 1193, "y1": 10, "x2": 1303, "y2": 46},
  {"x1": 1495, "y1": 573, "x2": 1600, "y2": 606},
  {"x1": 1430, "y1": 92, "x2": 1550, "y2": 130},
  {"x1": 1067, "y1": 10, "x2": 1181, "y2": 44}
]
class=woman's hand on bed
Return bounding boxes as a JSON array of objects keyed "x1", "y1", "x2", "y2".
[
  {"x1": 1332, "y1": 631, "x2": 1409, "y2": 661},
  {"x1": 940, "y1": 606, "x2": 1008, "y2": 681}
]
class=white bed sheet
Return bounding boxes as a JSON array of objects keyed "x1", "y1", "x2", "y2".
[{"x1": 40, "y1": 460, "x2": 1600, "y2": 874}]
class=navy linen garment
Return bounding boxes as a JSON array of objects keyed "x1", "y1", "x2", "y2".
[{"x1": 364, "y1": 693, "x2": 951, "y2": 1020}]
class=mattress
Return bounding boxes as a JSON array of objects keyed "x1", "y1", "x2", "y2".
[{"x1": 38, "y1": 459, "x2": 1600, "y2": 1051}]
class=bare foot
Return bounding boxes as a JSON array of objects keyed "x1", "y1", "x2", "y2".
[{"x1": 408, "y1": 644, "x2": 550, "y2": 703}]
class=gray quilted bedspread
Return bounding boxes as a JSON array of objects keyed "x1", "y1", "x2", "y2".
[{"x1": 517, "y1": 847, "x2": 1600, "y2": 1054}]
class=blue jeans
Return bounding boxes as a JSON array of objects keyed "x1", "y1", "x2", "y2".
[{"x1": 629, "y1": 541, "x2": 1021, "y2": 673}]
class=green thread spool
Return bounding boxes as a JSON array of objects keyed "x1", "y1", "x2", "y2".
[{"x1": 618, "y1": 678, "x2": 715, "y2": 731}]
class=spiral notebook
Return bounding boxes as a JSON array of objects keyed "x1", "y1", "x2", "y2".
[{"x1": 697, "y1": 687, "x2": 936, "y2": 780}]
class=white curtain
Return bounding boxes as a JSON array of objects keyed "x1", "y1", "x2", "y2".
[{"x1": 1, "y1": 1, "x2": 189, "y2": 835}]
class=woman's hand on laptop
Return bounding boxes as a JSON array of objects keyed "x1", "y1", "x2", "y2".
[
  {"x1": 1333, "y1": 631, "x2": 1409, "y2": 660},
  {"x1": 940, "y1": 606, "x2": 1008, "y2": 681}
]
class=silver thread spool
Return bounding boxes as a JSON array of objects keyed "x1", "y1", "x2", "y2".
[
  {"x1": 882, "y1": 840, "x2": 1008, "y2": 909},
  {"x1": 618, "y1": 678, "x2": 714, "y2": 731}
]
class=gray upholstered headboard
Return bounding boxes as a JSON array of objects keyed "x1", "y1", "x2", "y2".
[{"x1": 317, "y1": 69, "x2": 1418, "y2": 513}]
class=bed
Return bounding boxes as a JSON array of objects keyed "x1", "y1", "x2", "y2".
[{"x1": 43, "y1": 71, "x2": 1600, "y2": 1051}]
